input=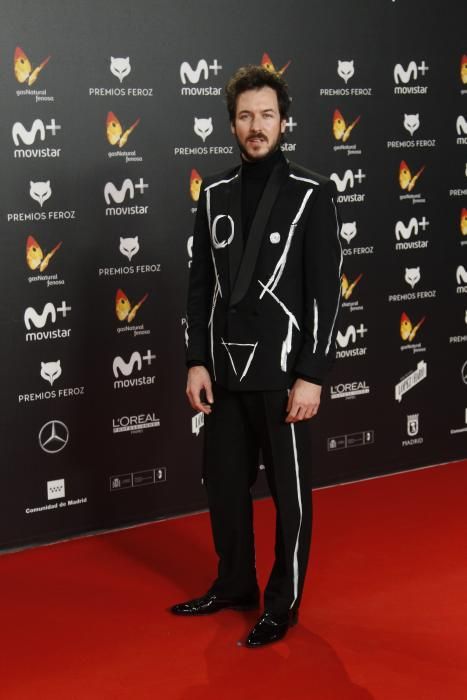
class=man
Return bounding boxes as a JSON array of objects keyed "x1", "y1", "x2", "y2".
[{"x1": 172, "y1": 65, "x2": 342, "y2": 647}]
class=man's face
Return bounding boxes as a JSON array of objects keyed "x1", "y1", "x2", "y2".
[{"x1": 231, "y1": 86, "x2": 286, "y2": 161}]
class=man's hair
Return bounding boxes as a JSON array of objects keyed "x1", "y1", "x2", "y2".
[{"x1": 225, "y1": 65, "x2": 291, "y2": 122}]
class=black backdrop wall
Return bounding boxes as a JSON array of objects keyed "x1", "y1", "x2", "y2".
[{"x1": 0, "y1": 0, "x2": 465, "y2": 551}]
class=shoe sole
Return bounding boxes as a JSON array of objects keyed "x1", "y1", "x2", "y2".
[{"x1": 171, "y1": 602, "x2": 260, "y2": 616}]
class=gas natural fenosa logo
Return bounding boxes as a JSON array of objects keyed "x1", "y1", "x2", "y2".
[
  {"x1": 261, "y1": 52, "x2": 291, "y2": 76},
  {"x1": 332, "y1": 109, "x2": 360, "y2": 142},
  {"x1": 341, "y1": 273, "x2": 363, "y2": 300},
  {"x1": 26, "y1": 236, "x2": 62, "y2": 272},
  {"x1": 190, "y1": 169, "x2": 202, "y2": 203},
  {"x1": 400, "y1": 312, "x2": 425, "y2": 342},
  {"x1": 399, "y1": 160, "x2": 425, "y2": 192},
  {"x1": 14, "y1": 46, "x2": 50, "y2": 85},
  {"x1": 106, "y1": 111, "x2": 140, "y2": 147},
  {"x1": 115, "y1": 289, "x2": 148, "y2": 323}
]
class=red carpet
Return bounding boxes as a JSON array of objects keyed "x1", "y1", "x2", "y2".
[{"x1": 1, "y1": 460, "x2": 467, "y2": 700}]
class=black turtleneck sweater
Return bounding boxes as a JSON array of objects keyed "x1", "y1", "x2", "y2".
[{"x1": 241, "y1": 147, "x2": 284, "y2": 241}]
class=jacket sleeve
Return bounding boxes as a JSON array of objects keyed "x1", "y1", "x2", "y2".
[
  {"x1": 185, "y1": 184, "x2": 215, "y2": 367},
  {"x1": 293, "y1": 179, "x2": 342, "y2": 383}
]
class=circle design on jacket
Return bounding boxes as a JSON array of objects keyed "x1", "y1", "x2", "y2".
[
  {"x1": 269, "y1": 232, "x2": 281, "y2": 244},
  {"x1": 211, "y1": 214, "x2": 234, "y2": 249}
]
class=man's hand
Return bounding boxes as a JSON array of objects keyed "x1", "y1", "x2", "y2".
[
  {"x1": 285, "y1": 378, "x2": 321, "y2": 423},
  {"x1": 186, "y1": 365, "x2": 214, "y2": 415}
]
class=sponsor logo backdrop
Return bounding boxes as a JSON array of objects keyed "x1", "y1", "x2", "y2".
[{"x1": 0, "y1": 0, "x2": 465, "y2": 550}]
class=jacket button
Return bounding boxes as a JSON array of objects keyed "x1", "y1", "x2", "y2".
[{"x1": 230, "y1": 308, "x2": 237, "y2": 314}]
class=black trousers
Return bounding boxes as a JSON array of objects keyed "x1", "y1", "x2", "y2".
[{"x1": 203, "y1": 384, "x2": 313, "y2": 617}]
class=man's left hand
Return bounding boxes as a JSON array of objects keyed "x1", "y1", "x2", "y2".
[{"x1": 285, "y1": 378, "x2": 321, "y2": 423}]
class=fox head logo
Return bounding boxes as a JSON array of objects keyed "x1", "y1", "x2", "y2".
[
  {"x1": 119, "y1": 236, "x2": 140, "y2": 261},
  {"x1": 106, "y1": 112, "x2": 140, "y2": 147},
  {"x1": 190, "y1": 169, "x2": 202, "y2": 201},
  {"x1": 332, "y1": 109, "x2": 360, "y2": 142},
  {"x1": 399, "y1": 161, "x2": 425, "y2": 192},
  {"x1": 14, "y1": 47, "x2": 50, "y2": 85},
  {"x1": 110, "y1": 57, "x2": 131, "y2": 83},
  {"x1": 30, "y1": 180, "x2": 52, "y2": 207},
  {"x1": 26, "y1": 236, "x2": 62, "y2": 272},
  {"x1": 115, "y1": 289, "x2": 148, "y2": 323},
  {"x1": 40, "y1": 360, "x2": 62, "y2": 386},
  {"x1": 400, "y1": 313, "x2": 425, "y2": 342},
  {"x1": 337, "y1": 60, "x2": 354, "y2": 84},
  {"x1": 261, "y1": 53, "x2": 291, "y2": 76},
  {"x1": 194, "y1": 117, "x2": 213, "y2": 142},
  {"x1": 403, "y1": 113, "x2": 420, "y2": 136},
  {"x1": 405, "y1": 267, "x2": 421, "y2": 288},
  {"x1": 340, "y1": 222, "x2": 357, "y2": 244}
]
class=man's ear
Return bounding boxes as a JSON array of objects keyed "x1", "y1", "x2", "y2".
[
  {"x1": 230, "y1": 121, "x2": 236, "y2": 136},
  {"x1": 280, "y1": 118, "x2": 287, "y2": 134}
]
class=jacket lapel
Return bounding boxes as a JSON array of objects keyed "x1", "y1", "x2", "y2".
[
  {"x1": 227, "y1": 171, "x2": 244, "y2": 295},
  {"x1": 229, "y1": 157, "x2": 289, "y2": 308}
]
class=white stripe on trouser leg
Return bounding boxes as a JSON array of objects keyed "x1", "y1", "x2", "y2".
[{"x1": 290, "y1": 423, "x2": 303, "y2": 609}]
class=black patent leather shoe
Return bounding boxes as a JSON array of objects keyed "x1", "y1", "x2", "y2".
[
  {"x1": 245, "y1": 610, "x2": 298, "y2": 647},
  {"x1": 170, "y1": 591, "x2": 259, "y2": 616}
]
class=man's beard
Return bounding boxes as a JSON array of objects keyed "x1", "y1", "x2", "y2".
[{"x1": 237, "y1": 131, "x2": 283, "y2": 162}]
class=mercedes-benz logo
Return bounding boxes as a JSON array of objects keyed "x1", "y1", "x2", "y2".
[
  {"x1": 462, "y1": 361, "x2": 467, "y2": 386},
  {"x1": 39, "y1": 420, "x2": 69, "y2": 454}
]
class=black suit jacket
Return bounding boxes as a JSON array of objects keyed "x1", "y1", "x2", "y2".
[{"x1": 186, "y1": 157, "x2": 342, "y2": 391}]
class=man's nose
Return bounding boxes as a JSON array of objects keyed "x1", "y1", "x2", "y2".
[{"x1": 250, "y1": 114, "x2": 262, "y2": 131}]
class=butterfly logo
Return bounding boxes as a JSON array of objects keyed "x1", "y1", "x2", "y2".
[
  {"x1": 261, "y1": 52, "x2": 291, "y2": 76},
  {"x1": 400, "y1": 312, "x2": 425, "y2": 342},
  {"x1": 461, "y1": 55, "x2": 467, "y2": 85},
  {"x1": 332, "y1": 109, "x2": 360, "y2": 142},
  {"x1": 399, "y1": 160, "x2": 425, "y2": 192},
  {"x1": 115, "y1": 289, "x2": 148, "y2": 323},
  {"x1": 26, "y1": 236, "x2": 62, "y2": 272},
  {"x1": 461, "y1": 208, "x2": 467, "y2": 236},
  {"x1": 14, "y1": 46, "x2": 50, "y2": 85},
  {"x1": 106, "y1": 112, "x2": 140, "y2": 148},
  {"x1": 341, "y1": 273, "x2": 363, "y2": 300},
  {"x1": 190, "y1": 169, "x2": 202, "y2": 202}
]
